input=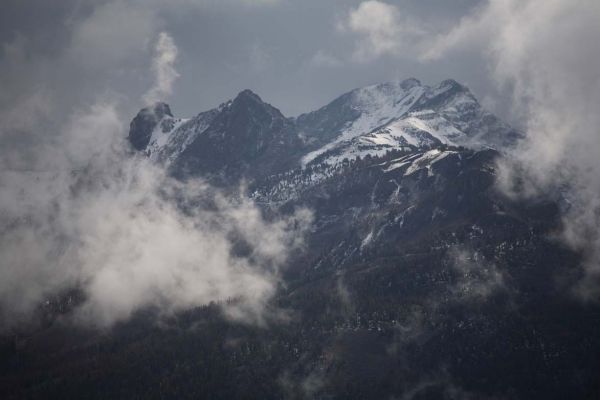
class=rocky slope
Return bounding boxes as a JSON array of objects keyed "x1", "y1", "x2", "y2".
[
  {"x1": 296, "y1": 78, "x2": 521, "y2": 166},
  {"x1": 3, "y1": 80, "x2": 599, "y2": 400},
  {"x1": 128, "y1": 78, "x2": 521, "y2": 182}
]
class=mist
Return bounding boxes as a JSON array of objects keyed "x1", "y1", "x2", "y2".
[
  {"x1": 457, "y1": 0, "x2": 600, "y2": 299},
  {"x1": 0, "y1": 32, "x2": 312, "y2": 330},
  {"x1": 344, "y1": 0, "x2": 600, "y2": 299}
]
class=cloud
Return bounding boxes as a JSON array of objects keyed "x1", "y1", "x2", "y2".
[
  {"x1": 0, "y1": 91, "x2": 53, "y2": 142},
  {"x1": 417, "y1": 2, "x2": 492, "y2": 63},
  {"x1": 409, "y1": 0, "x2": 600, "y2": 299},
  {"x1": 448, "y1": 247, "x2": 504, "y2": 301},
  {"x1": 338, "y1": 0, "x2": 425, "y2": 62},
  {"x1": 308, "y1": 50, "x2": 341, "y2": 68},
  {"x1": 337, "y1": 0, "x2": 600, "y2": 300},
  {"x1": 0, "y1": 98, "x2": 311, "y2": 329},
  {"x1": 142, "y1": 32, "x2": 180, "y2": 105},
  {"x1": 278, "y1": 368, "x2": 326, "y2": 400},
  {"x1": 0, "y1": 27, "x2": 311, "y2": 330},
  {"x1": 0, "y1": 0, "x2": 285, "y2": 125},
  {"x1": 68, "y1": 1, "x2": 158, "y2": 71}
]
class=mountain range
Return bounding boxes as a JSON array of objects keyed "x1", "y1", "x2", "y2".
[
  {"x1": 128, "y1": 78, "x2": 521, "y2": 183},
  {"x1": 2, "y1": 79, "x2": 599, "y2": 399}
]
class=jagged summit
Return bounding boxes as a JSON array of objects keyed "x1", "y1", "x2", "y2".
[
  {"x1": 438, "y1": 78, "x2": 465, "y2": 90},
  {"x1": 297, "y1": 78, "x2": 520, "y2": 165},
  {"x1": 149, "y1": 102, "x2": 173, "y2": 118},
  {"x1": 127, "y1": 79, "x2": 521, "y2": 180},
  {"x1": 168, "y1": 88, "x2": 300, "y2": 181},
  {"x1": 127, "y1": 89, "x2": 289, "y2": 166},
  {"x1": 128, "y1": 102, "x2": 174, "y2": 151},
  {"x1": 234, "y1": 88, "x2": 262, "y2": 102},
  {"x1": 358, "y1": 78, "x2": 422, "y2": 94},
  {"x1": 227, "y1": 88, "x2": 286, "y2": 122},
  {"x1": 399, "y1": 77, "x2": 422, "y2": 89}
]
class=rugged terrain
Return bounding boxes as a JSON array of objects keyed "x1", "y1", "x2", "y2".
[{"x1": 2, "y1": 79, "x2": 599, "y2": 399}]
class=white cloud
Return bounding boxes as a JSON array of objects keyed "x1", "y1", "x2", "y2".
[
  {"x1": 449, "y1": 248, "x2": 505, "y2": 300},
  {"x1": 338, "y1": 0, "x2": 425, "y2": 62},
  {"x1": 417, "y1": 2, "x2": 492, "y2": 63},
  {"x1": 142, "y1": 32, "x2": 180, "y2": 105},
  {"x1": 0, "y1": 19, "x2": 311, "y2": 329},
  {"x1": 418, "y1": 0, "x2": 600, "y2": 299},
  {"x1": 336, "y1": 0, "x2": 600, "y2": 299},
  {"x1": 0, "y1": 99, "x2": 312, "y2": 328}
]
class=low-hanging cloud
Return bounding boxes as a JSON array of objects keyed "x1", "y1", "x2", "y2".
[
  {"x1": 142, "y1": 32, "x2": 180, "y2": 105},
  {"x1": 0, "y1": 99, "x2": 312, "y2": 329},
  {"x1": 422, "y1": 0, "x2": 600, "y2": 299},
  {"x1": 337, "y1": 0, "x2": 425, "y2": 62},
  {"x1": 341, "y1": 0, "x2": 600, "y2": 299},
  {"x1": 0, "y1": 27, "x2": 311, "y2": 330},
  {"x1": 448, "y1": 247, "x2": 505, "y2": 301}
]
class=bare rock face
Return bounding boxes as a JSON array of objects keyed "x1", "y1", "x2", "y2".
[
  {"x1": 128, "y1": 102, "x2": 173, "y2": 151},
  {"x1": 172, "y1": 89, "x2": 303, "y2": 182},
  {"x1": 128, "y1": 79, "x2": 521, "y2": 184},
  {"x1": 4, "y1": 80, "x2": 599, "y2": 400}
]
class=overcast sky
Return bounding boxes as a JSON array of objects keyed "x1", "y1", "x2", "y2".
[
  {"x1": 0, "y1": 0, "x2": 497, "y2": 120},
  {"x1": 2, "y1": 0, "x2": 600, "y2": 325}
]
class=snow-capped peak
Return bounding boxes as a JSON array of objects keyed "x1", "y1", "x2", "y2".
[
  {"x1": 300, "y1": 79, "x2": 427, "y2": 165},
  {"x1": 296, "y1": 78, "x2": 520, "y2": 167},
  {"x1": 128, "y1": 102, "x2": 174, "y2": 151},
  {"x1": 128, "y1": 79, "x2": 521, "y2": 176}
]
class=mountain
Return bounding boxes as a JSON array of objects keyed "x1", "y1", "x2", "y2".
[
  {"x1": 129, "y1": 90, "x2": 303, "y2": 183},
  {"x1": 173, "y1": 90, "x2": 303, "y2": 182},
  {"x1": 127, "y1": 79, "x2": 521, "y2": 183},
  {"x1": 120, "y1": 82, "x2": 596, "y2": 398},
  {"x1": 3, "y1": 80, "x2": 599, "y2": 400},
  {"x1": 128, "y1": 102, "x2": 176, "y2": 151},
  {"x1": 297, "y1": 78, "x2": 521, "y2": 166}
]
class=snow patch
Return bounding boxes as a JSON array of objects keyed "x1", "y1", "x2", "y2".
[{"x1": 302, "y1": 83, "x2": 425, "y2": 166}]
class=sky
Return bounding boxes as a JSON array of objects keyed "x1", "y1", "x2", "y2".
[
  {"x1": 0, "y1": 0, "x2": 491, "y2": 119},
  {"x1": 1, "y1": 0, "x2": 600, "y2": 327}
]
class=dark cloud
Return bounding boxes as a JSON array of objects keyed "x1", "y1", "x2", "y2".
[
  {"x1": 3, "y1": 0, "x2": 598, "y2": 325},
  {"x1": 0, "y1": 20, "x2": 313, "y2": 329},
  {"x1": 406, "y1": 0, "x2": 600, "y2": 299},
  {"x1": 0, "y1": 0, "x2": 492, "y2": 120}
]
